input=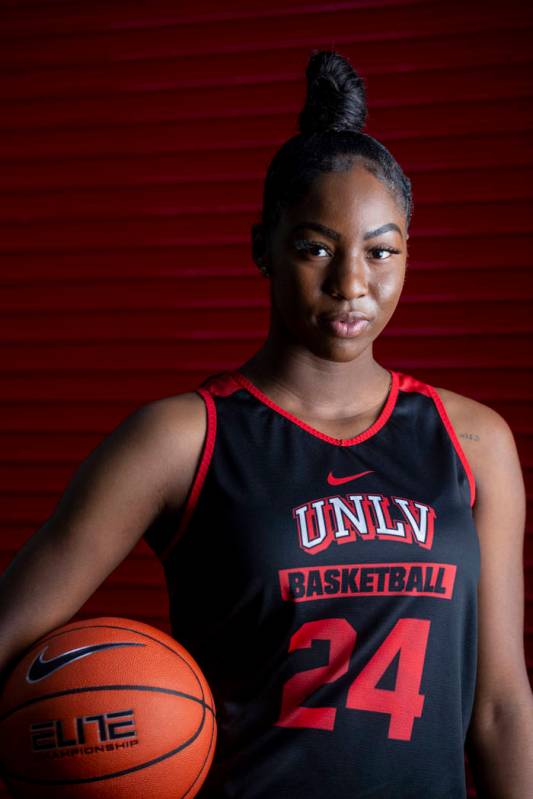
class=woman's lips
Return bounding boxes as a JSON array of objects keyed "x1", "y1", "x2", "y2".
[{"x1": 318, "y1": 313, "x2": 371, "y2": 338}]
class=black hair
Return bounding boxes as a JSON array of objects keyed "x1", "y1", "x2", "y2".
[{"x1": 257, "y1": 49, "x2": 413, "y2": 251}]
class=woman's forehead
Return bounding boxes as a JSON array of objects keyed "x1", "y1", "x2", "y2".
[
  {"x1": 307, "y1": 164, "x2": 397, "y2": 205},
  {"x1": 279, "y1": 168, "x2": 405, "y2": 237}
]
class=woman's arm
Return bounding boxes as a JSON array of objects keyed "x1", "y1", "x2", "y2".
[
  {"x1": 438, "y1": 388, "x2": 533, "y2": 798},
  {"x1": 0, "y1": 391, "x2": 206, "y2": 680}
]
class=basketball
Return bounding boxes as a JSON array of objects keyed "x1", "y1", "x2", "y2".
[{"x1": 0, "y1": 616, "x2": 217, "y2": 798}]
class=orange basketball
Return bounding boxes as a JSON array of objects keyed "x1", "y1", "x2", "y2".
[{"x1": 0, "y1": 616, "x2": 217, "y2": 798}]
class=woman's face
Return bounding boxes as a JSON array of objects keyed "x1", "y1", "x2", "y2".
[{"x1": 264, "y1": 162, "x2": 408, "y2": 363}]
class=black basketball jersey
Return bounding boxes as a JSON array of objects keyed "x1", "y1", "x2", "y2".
[{"x1": 146, "y1": 368, "x2": 480, "y2": 799}]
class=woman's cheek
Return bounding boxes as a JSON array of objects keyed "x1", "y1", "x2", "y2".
[
  {"x1": 274, "y1": 266, "x2": 311, "y2": 312},
  {"x1": 377, "y1": 269, "x2": 405, "y2": 306},
  {"x1": 270, "y1": 270, "x2": 305, "y2": 327}
]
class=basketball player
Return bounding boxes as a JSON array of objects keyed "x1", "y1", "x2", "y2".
[{"x1": 0, "y1": 50, "x2": 532, "y2": 797}]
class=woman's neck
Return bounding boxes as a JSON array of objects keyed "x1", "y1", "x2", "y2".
[{"x1": 237, "y1": 334, "x2": 390, "y2": 420}]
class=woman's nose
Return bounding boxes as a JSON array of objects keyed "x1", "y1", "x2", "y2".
[{"x1": 323, "y1": 252, "x2": 368, "y2": 300}]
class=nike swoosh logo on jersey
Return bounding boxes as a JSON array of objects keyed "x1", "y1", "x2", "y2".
[
  {"x1": 26, "y1": 641, "x2": 145, "y2": 683},
  {"x1": 327, "y1": 470, "x2": 373, "y2": 485}
]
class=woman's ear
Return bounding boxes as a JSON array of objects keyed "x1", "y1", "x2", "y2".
[{"x1": 251, "y1": 223, "x2": 271, "y2": 277}]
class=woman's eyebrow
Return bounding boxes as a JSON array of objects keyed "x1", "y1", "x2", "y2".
[
  {"x1": 290, "y1": 221, "x2": 403, "y2": 241},
  {"x1": 364, "y1": 223, "x2": 403, "y2": 240},
  {"x1": 290, "y1": 222, "x2": 340, "y2": 241}
]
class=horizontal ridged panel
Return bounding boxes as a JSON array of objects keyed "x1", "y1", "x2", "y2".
[
  {"x1": 2, "y1": 263, "x2": 533, "y2": 300},
  {"x1": 2, "y1": 64, "x2": 532, "y2": 133},
  {"x1": 0, "y1": 30, "x2": 530, "y2": 105},
  {"x1": 2, "y1": 134, "x2": 532, "y2": 193},
  {"x1": 0, "y1": 6, "x2": 533, "y2": 71},
  {"x1": 1, "y1": 3, "x2": 532, "y2": 71},
  {"x1": 1, "y1": 201, "x2": 532, "y2": 251},
  {"x1": 0, "y1": 1, "x2": 481, "y2": 39},
  {"x1": 2, "y1": 167, "x2": 533, "y2": 222},
  {"x1": 0, "y1": 1, "x2": 439, "y2": 36},
  {"x1": 1, "y1": 235, "x2": 531, "y2": 280},
  {"x1": 1, "y1": 99, "x2": 531, "y2": 162},
  {"x1": 2, "y1": 278, "x2": 532, "y2": 312}
]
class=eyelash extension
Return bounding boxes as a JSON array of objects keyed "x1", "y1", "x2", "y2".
[
  {"x1": 369, "y1": 246, "x2": 401, "y2": 259},
  {"x1": 293, "y1": 239, "x2": 331, "y2": 256},
  {"x1": 293, "y1": 240, "x2": 400, "y2": 259}
]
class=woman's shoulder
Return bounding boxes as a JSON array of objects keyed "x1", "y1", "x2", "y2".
[
  {"x1": 144, "y1": 389, "x2": 206, "y2": 423},
  {"x1": 395, "y1": 370, "x2": 513, "y2": 456},
  {"x1": 430, "y1": 383, "x2": 520, "y2": 498},
  {"x1": 131, "y1": 390, "x2": 207, "y2": 449},
  {"x1": 126, "y1": 390, "x2": 207, "y2": 515},
  {"x1": 431, "y1": 384, "x2": 513, "y2": 444}
]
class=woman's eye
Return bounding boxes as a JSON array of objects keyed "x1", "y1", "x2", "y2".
[
  {"x1": 293, "y1": 239, "x2": 332, "y2": 258},
  {"x1": 369, "y1": 246, "x2": 400, "y2": 260}
]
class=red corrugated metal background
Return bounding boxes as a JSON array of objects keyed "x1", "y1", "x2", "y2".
[{"x1": 1, "y1": 1, "x2": 531, "y2": 796}]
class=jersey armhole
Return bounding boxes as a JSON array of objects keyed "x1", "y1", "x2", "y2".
[
  {"x1": 159, "y1": 387, "x2": 217, "y2": 560},
  {"x1": 427, "y1": 384, "x2": 477, "y2": 508}
]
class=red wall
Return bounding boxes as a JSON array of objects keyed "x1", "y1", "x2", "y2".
[{"x1": 1, "y1": 1, "x2": 532, "y2": 796}]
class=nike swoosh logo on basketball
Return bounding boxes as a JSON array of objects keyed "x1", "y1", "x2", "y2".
[
  {"x1": 327, "y1": 470, "x2": 373, "y2": 485},
  {"x1": 26, "y1": 642, "x2": 145, "y2": 683}
]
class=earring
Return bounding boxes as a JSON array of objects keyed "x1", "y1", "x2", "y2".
[{"x1": 257, "y1": 258, "x2": 270, "y2": 277}]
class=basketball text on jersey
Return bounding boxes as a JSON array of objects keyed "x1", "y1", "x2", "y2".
[{"x1": 292, "y1": 492, "x2": 436, "y2": 551}]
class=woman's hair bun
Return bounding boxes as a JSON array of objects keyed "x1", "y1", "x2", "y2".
[{"x1": 298, "y1": 49, "x2": 367, "y2": 136}]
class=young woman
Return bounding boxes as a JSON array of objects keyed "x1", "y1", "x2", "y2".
[{"x1": 1, "y1": 50, "x2": 531, "y2": 798}]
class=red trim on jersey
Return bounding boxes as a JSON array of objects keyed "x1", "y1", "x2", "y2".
[
  {"x1": 395, "y1": 371, "x2": 432, "y2": 397},
  {"x1": 397, "y1": 371, "x2": 476, "y2": 508},
  {"x1": 199, "y1": 370, "x2": 242, "y2": 397},
  {"x1": 160, "y1": 386, "x2": 217, "y2": 561},
  {"x1": 427, "y1": 385, "x2": 476, "y2": 508},
  {"x1": 231, "y1": 369, "x2": 399, "y2": 447}
]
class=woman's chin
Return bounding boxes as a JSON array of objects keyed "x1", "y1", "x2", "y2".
[{"x1": 300, "y1": 331, "x2": 373, "y2": 363}]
